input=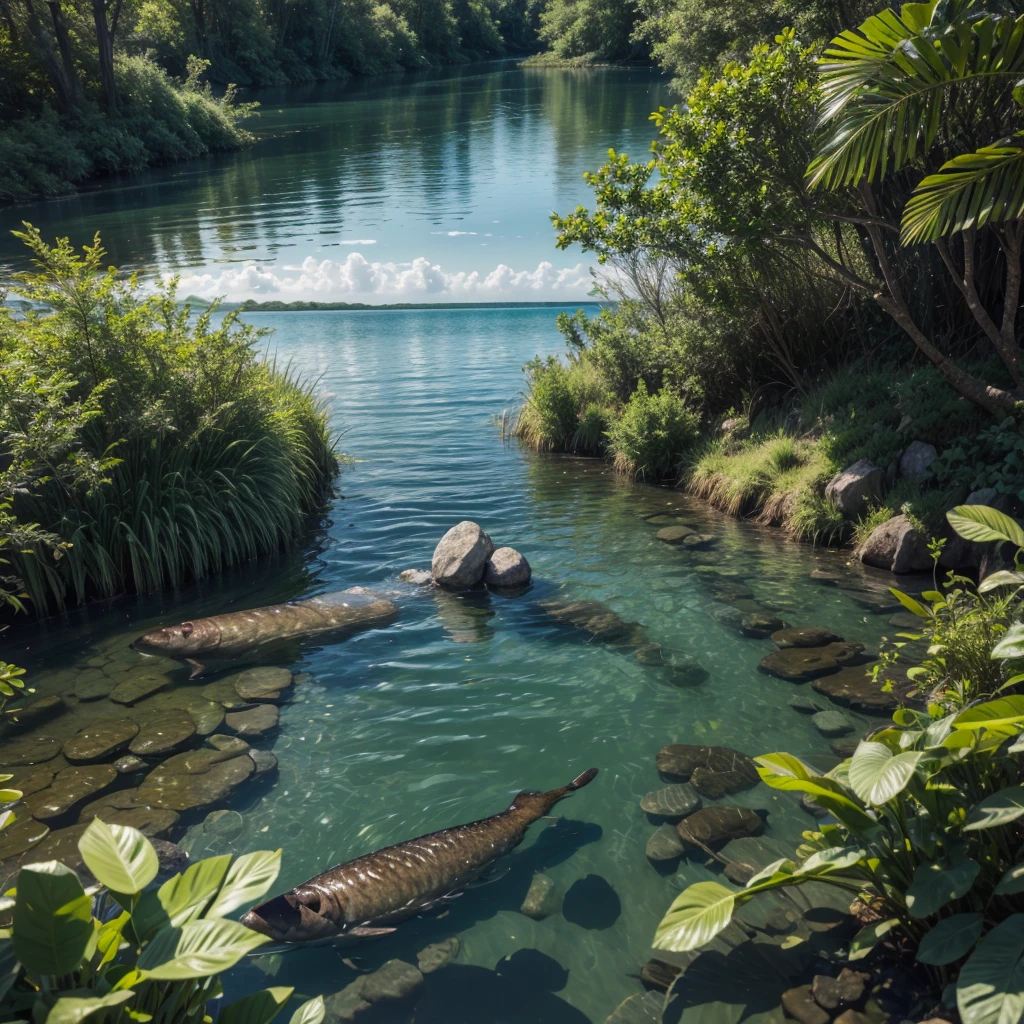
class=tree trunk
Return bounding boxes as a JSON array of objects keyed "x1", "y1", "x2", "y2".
[
  {"x1": 91, "y1": 0, "x2": 117, "y2": 112},
  {"x1": 21, "y1": 0, "x2": 79, "y2": 108}
]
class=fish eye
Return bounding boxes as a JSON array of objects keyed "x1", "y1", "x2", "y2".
[{"x1": 180, "y1": 622, "x2": 194, "y2": 638}]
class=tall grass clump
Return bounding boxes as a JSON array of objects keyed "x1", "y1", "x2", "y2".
[
  {"x1": 606, "y1": 381, "x2": 698, "y2": 480},
  {"x1": 1, "y1": 226, "x2": 338, "y2": 614}
]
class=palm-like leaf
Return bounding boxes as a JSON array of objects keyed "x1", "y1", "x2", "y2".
[
  {"x1": 902, "y1": 139, "x2": 1024, "y2": 241},
  {"x1": 809, "y1": 3, "x2": 1024, "y2": 189}
]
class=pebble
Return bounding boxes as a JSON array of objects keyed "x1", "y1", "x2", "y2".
[
  {"x1": 130, "y1": 711, "x2": 196, "y2": 756},
  {"x1": 0, "y1": 734, "x2": 62, "y2": 766},
  {"x1": 249, "y1": 749, "x2": 278, "y2": 778},
  {"x1": 109, "y1": 672, "x2": 173, "y2": 705},
  {"x1": 781, "y1": 984, "x2": 830, "y2": 1024},
  {"x1": 812, "y1": 710, "x2": 855, "y2": 738}
]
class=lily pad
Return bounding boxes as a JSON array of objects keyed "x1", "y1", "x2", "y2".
[
  {"x1": 63, "y1": 719, "x2": 139, "y2": 763},
  {"x1": 641, "y1": 784, "x2": 701, "y2": 820}
]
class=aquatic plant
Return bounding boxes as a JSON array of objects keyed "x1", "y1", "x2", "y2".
[
  {"x1": 1, "y1": 228, "x2": 339, "y2": 614},
  {"x1": 0, "y1": 817, "x2": 324, "y2": 1023}
]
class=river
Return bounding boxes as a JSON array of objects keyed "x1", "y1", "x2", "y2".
[{"x1": 1, "y1": 62, "x2": 903, "y2": 1023}]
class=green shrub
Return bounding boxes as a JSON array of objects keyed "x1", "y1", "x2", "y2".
[
  {"x1": 606, "y1": 381, "x2": 698, "y2": 480},
  {"x1": 788, "y1": 490, "x2": 848, "y2": 546},
  {"x1": 931, "y1": 417, "x2": 1024, "y2": 502},
  {"x1": 1, "y1": 227, "x2": 338, "y2": 614}
]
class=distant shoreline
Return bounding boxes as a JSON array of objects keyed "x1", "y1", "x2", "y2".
[{"x1": 217, "y1": 299, "x2": 611, "y2": 312}]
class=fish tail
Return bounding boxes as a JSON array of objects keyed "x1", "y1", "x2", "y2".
[{"x1": 511, "y1": 767, "x2": 598, "y2": 816}]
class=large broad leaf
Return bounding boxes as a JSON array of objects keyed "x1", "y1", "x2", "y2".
[
  {"x1": 793, "y1": 847, "x2": 865, "y2": 876},
  {"x1": 848, "y1": 742, "x2": 923, "y2": 806},
  {"x1": 206, "y1": 849, "x2": 281, "y2": 919},
  {"x1": 958, "y1": 914, "x2": 1024, "y2": 1024},
  {"x1": 917, "y1": 913, "x2": 984, "y2": 966},
  {"x1": 13, "y1": 862, "x2": 94, "y2": 977},
  {"x1": 991, "y1": 625, "x2": 1024, "y2": 661},
  {"x1": 964, "y1": 787, "x2": 1024, "y2": 831},
  {"x1": 906, "y1": 859, "x2": 981, "y2": 919},
  {"x1": 755, "y1": 754, "x2": 876, "y2": 832},
  {"x1": 46, "y1": 991, "x2": 135, "y2": 1024},
  {"x1": 139, "y1": 918, "x2": 269, "y2": 980},
  {"x1": 289, "y1": 996, "x2": 326, "y2": 1024},
  {"x1": 995, "y1": 862, "x2": 1024, "y2": 897},
  {"x1": 979, "y1": 571, "x2": 1024, "y2": 596},
  {"x1": 654, "y1": 882, "x2": 739, "y2": 953},
  {"x1": 953, "y1": 696, "x2": 1024, "y2": 736},
  {"x1": 946, "y1": 505, "x2": 1024, "y2": 549},
  {"x1": 848, "y1": 917, "x2": 899, "y2": 961},
  {"x1": 133, "y1": 854, "x2": 233, "y2": 941},
  {"x1": 78, "y1": 819, "x2": 158, "y2": 896},
  {"x1": 219, "y1": 986, "x2": 295, "y2": 1024}
]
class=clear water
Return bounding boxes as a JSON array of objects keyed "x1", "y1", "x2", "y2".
[{"x1": 5, "y1": 306, "x2": 901, "y2": 1021}]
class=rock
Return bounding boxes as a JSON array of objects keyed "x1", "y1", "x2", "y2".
[
  {"x1": 833, "y1": 1013, "x2": 871, "y2": 1024},
  {"x1": 634, "y1": 645, "x2": 708, "y2": 685},
  {"x1": 202, "y1": 809, "x2": 245, "y2": 839},
  {"x1": 187, "y1": 700, "x2": 225, "y2": 736},
  {"x1": 691, "y1": 766, "x2": 759, "y2": 798},
  {"x1": 30, "y1": 823, "x2": 90, "y2": 870},
  {"x1": 109, "y1": 671, "x2": 173, "y2": 705},
  {"x1": 681, "y1": 533, "x2": 717, "y2": 549},
  {"x1": 830, "y1": 737, "x2": 859, "y2": 758},
  {"x1": 899, "y1": 440, "x2": 937, "y2": 481},
  {"x1": 0, "y1": 816, "x2": 50, "y2": 859},
  {"x1": 325, "y1": 960, "x2": 425, "y2": 1023},
  {"x1": 233, "y1": 667, "x2": 293, "y2": 703},
  {"x1": 812, "y1": 969, "x2": 868, "y2": 1011},
  {"x1": 200, "y1": 680, "x2": 252, "y2": 710},
  {"x1": 63, "y1": 719, "x2": 139, "y2": 764},
  {"x1": 3, "y1": 767, "x2": 55, "y2": 797},
  {"x1": 399, "y1": 568, "x2": 432, "y2": 586},
  {"x1": 812, "y1": 667, "x2": 899, "y2": 714},
  {"x1": 640, "y1": 784, "x2": 700, "y2": 820},
  {"x1": 789, "y1": 694, "x2": 823, "y2": 714},
  {"x1": 5, "y1": 695, "x2": 66, "y2": 727},
  {"x1": 966, "y1": 487, "x2": 999, "y2": 506},
  {"x1": 225, "y1": 703, "x2": 279, "y2": 737},
  {"x1": 765, "y1": 908, "x2": 799, "y2": 935},
  {"x1": 539, "y1": 599, "x2": 645, "y2": 646},
  {"x1": 0, "y1": 734, "x2": 62, "y2": 766},
  {"x1": 772, "y1": 627, "x2": 844, "y2": 648},
  {"x1": 605, "y1": 992, "x2": 662, "y2": 1023},
  {"x1": 812, "y1": 710, "x2": 855, "y2": 738},
  {"x1": 781, "y1": 984, "x2": 830, "y2": 1024},
  {"x1": 740, "y1": 612, "x2": 786, "y2": 638},
  {"x1": 656, "y1": 745, "x2": 759, "y2": 790},
  {"x1": 640, "y1": 959, "x2": 681, "y2": 993},
  {"x1": 709, "y1": 603, "x2": 744, "y2": 630},
  {"x1": 431, "y1": 521, "x2": 494, "y2": 589},
  {"x1": 759, "y1": 642, "x2": 864, "y2": 681},
  {"x1": 26, "y1": 764, "x2": 117, "y2": 821},
  {"x1": 130, "y1": 711, "x2": 196, "y2": 756},
  {"x1": 677, "y1": 807, "x2": 763, "y2": 849},
  {"x1": 484, "y1": 547, "x2": 531, "y2": 588},
  {"x1": 138, "y1": 746, "x2": 254, "y2": 811},
  {"x1": 520, "y1": 872, "x2": 558, "y2": 919},
  {"x1": 825, "y1": 460, "x2": 883, "y2": 518},
  {"x1": 248, "y1": 749, "x2": 278, "y2": 778},
  {"x1": 656, "y1": 526, "x2": 692, "y2": 545},
  {"x1": 151, "y1": 838, "x2": 189, "y2": 876},
  {"x1": 417, "y1": 937, "x2": 459, "y2": 974},
  {"x1": 206, "y1": 735, "x2": 249, "y2": 755},
  {"x1": 858, "y1": 514, "x2": 932, "y2": 574},
  {"x1": 84, "y1": 799, "x2": 179, "y2": 838},
  {"x1": 113, "y1": 755, "x2": 147, "y2": 774},
  {"x1": 646, "y1": 823, "x2": 686, "y2": 862},
  {"x1": 711, "y1": 581, "x2": 754, "y2": 602},
  {"x1": 73, "y1": 670, "x2": 114, "y2": 702}
]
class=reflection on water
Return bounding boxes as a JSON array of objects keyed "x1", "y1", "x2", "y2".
[
  {"x1": 0, "y1": 63, "x2": 669, "y2": 280},
  {"x1": 2, "y1": 307, "x2": 909, "y2": 1021}
]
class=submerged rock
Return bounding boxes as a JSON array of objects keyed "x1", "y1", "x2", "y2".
[
  {"x1": 640, "y1": 959, "x2": 682, "y2": 994},
  {"x1": 0, "y1": 816, "x2": 50, "y2": 859},
  {"x1": 677, "y1": 806, "x2": 763, "y2": 849},
  {"x1": 233, "y1": 667, "x2": 293, "y2": 703},
  {"x1": 645, "y1": 823, "x2": 686, "y2": 863},
  {"x1": 656, "y1": 526, "x2": 692, "y2": 545},
  {"x1": 113, "y1": 755, "x2": 147, "y2": 774},
  {"x1": 138, "y1": 745, "x2": 254, "y2": 811},
  {"x1": 109, "y1": 671, "x2": 173, "y2": 706},
  {"x1": 691, "y1": 766, "x2": 759, "y2": 799},
  {"x1": 3, "y1": 767, "x2": 54, "y2": 797},
  {"x1": 417, "y1": 937, "x2": 460, "y2": 974},
  {"x1": 656, "y1": 745, "x2": 759, "y2": 790},
  {"x1": 64, "y1": 719, "x2": 139, "y2": 764},
  {"x1": 812, "y1": 667, "x2": 899, "y2": 714},
  {"x1": 539, "y1": 599, "x2": 646, "y2": 646},
  {"x1": 771, "y1": 627, "x2": 844, "y2": 648},
  {"x1": 485, "y1": 547, "x2": 531, "y2": 588},
  {"x1": 740, "y1": 612, "x2": 786, "y2": 639},
  {"x1": 812, "y1": 710, "x2": 855, "y2": 738},
  {"x1": 79, "y1": 791, "x2": 179, "y2": 837},
  {"x1": 0, "y1": 734, "x2": 62, "y2": 766},
  {"x1": 5, "y1": 696, "x2": 66, "y2": 727},
  {"x1": 758, "y1": 642, "x2": 865, "y2": 681},
  {"x1": 830, "y1": 737, "x2": 859, "y2": 758},
  {"x1": 710, "y1": 581, "x2": 754, "y2": 602},
  {"x1": 73, "y1": 670, "x2": 114, "y2": 702},
  {"x1": 326, "y1": 959, "x2": 425, "y2": 1023},
  {"x1": 200, "y1": 680, "x2": 252, "y2": 710},
  {"x1": 520, "y1": 872, "x2": 559, "y2": 919},
  {"x1": 432, "y1": 521, "x2": 494, "y2": 589},
  {"x1": 709, "y1": 603, "x2": 744, "y2": 631},
  {"x1": 248, "y1": 749, "x2": 279, "y2": 778},
  {"x1": 26, "y1": 764, "x2": 118, "y2": 821},
  {"x1": 399, "y1": 568, "x2": 433, "y2": 586},
  {"x1": 640, "y1": 784, "x2": 700, "y2": 820},
  {"x1": 151, "y1": 838, "x2": 190, "y2": 876},
  {"x1": 789, "y1": 694, "x2": 824, "y2": 715},
  {"x1": 225, "y1": 703, "x2": 279, "y2": 737},
  {"x1": 634, "y1": 646, "x2": 709, "y2": 685},
  {"x1": 681, "y1": 533, "x2": 717, "y2": 549},
  {"x1": 130, "y1": 711, "x2": 196, "y2": 756},
  {"x1": 187, "y1": 700, "x2": 225, "y2": 736}
]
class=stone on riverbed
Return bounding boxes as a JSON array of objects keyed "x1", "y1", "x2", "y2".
[
  {"x1": 79, "y1": 790, "x2": 179, "y2": 837},
  {"x1": 485, "y1": 547, "x2": 531, "y2": 588},
  {"x1": 812, "y1": 667, "x2": 898, "y2": 714},
  {"x1": 5, "y1": 696, "x2": 65, "y2": 727},
  {"x1": 249, "y1": 749, "x2": 278, "y2": 778},
  {"x1": 640, "y1": 784, "x2": 700, "y2": 820},
  {"x1": 758, "y1": 642, "x2": 865, "y2": 681},
  {"x1": 109, "y1": 671, "x2": 173, "y2": 706},
  {"x1": 399, "y1": 568, "x2": 433, "y2": 586},
  {"x1": 711, "y1": 581, "x2": 754, "y2": 602},
  {"x1": 645, "y1": 823, "x2": 686, "y2": 863},
  {"x1": 64, "y1": 719, "x2": 139, "y2": 763},
  {"x1": 201, "y1": 680, "x2": 252, "y2": 710},
  {"x1": 26, "y1": 764, "x2": 117, "y2": 821},
  {"x1": 417, "y1": 937, "x2": 460, "y2": 974},
  {"x1": 812, "y1": 710, "x2": 855, "y2": 738},
  {"x1": 187, "y1": 700, "x2": 225, "y2": 735},
  {"x1": 113, "y1": 755, "x2": 147, "y2": 774},
  {"x1": 520, "y1": 872, "x2": 559, "y2": 919},
  {"x1": 3, "y1": 767, "x2": 54, "y2": 797},
  {"x1": 656, "y1": 745, "x2": 759, "y2": 788},
  {"x1": 677, "y1": 807, "x2": 764, "y2": 849},
  {"x1": 681, "y1": 533, "x2": 717, "y2": 549},
  {"x1": 640, "y1": 959, "x2": 682, "y2": 993},
  {"x1": 830, "y1": 738, "x2": 859, "y2": 758},
  {"x1": 740, "y1": 612, "x2": 787, "y2": 639},
  {"x1": 656, "y1": 526, "x2": 692, "y2": 545},
  {"x1": 634, "y1": 646, "x2": 708, "y2": 685},
  {"x1": 691, "y1": 766, "x2": 759, "y2": 798},
  {"x1": 0, "y1": 734, "x2": 62, "y2": 766},
  {"x1": 325, "y1": 959, "x2": 425, "y2": 1023},
  {"x1": 233, "y1": 667, "x2": 293, "y2": 703},
  {"x1": 226, "y1": 703, "x2": 280, "y2": 737},
  {"x1": 73, "y1": 670, "x2": 114, "y2": 702},
  {"x1": 539, "y1": 599, "x2": 645, "y2": 646},
  {"x1": 138, "y1": 744, "x2": 254, "y2": 811},
  {"x1": 789, "y1": 694, "x2": 824, "y2": 715},
  {"x1": 0, "y1": 815, "x2": 50, "y2": 860},
  {"x1": 709, "y1": 603, "x2": 744, "y2": 631},
  {"x1": 771, "y1": 627, "x2": 844, "y2": 648},
  {"x1": 432, "y1": 521, "x2": 494, "y2": 589},
  {"x1": 130, "y1": 711, "x2": 196, "y2": 756}
]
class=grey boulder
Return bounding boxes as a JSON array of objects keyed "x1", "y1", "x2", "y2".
[
  {"x1": 857, "y1": 514, "x2": 931, "y2": 573},
  {"x1": 431, "y1": 521, "x2": 494, "y2": 589},
  {"x1": 825, "y1": 460, "x2": 882, "y2": 518},
  {"x1": 485, "y1": 546, "x2": 531, "y2": 588},
  {"x1": 899, "y1": 440, "x2": 937, "y2": 481}
]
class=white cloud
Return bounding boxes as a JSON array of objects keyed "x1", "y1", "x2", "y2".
[{"x1": 171, "y1": 253, "x2": 593, "y2": 302}]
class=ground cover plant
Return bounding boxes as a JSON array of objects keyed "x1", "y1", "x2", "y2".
[{"x1": 0, "y1": 227, "x2": 338, "y2": 616}]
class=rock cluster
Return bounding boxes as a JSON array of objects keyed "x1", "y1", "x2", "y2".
[{"x1": 417, "y1": 520, "x2": 533, "y2": 590}]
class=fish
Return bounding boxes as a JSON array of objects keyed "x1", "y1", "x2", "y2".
[
  {"x1": 240, "y1": 767, "x2": 600, "y2": 945},
  {"x1": 132, "y1": 587, "x2": 398, "y2": 674}
]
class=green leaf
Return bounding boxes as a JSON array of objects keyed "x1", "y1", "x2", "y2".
[
  {"x1": 744, "y1": 858, "x2": 795, "y2": 887},
  {"x1": 133, "y1": 854, "x2": 232, "y2": 940},
  {"x1": 848, "y1": 917, "x2": 899, "y2": 961},
  {"x1": 958, "y1": 914, "x2": 1024, "y2": 1024},
  {"x1": 889, "y1": 588, "x2": 928, "y2": 617},
  {"x1": 992, "y1": 625, "x2": 1024, "y2": 661},
  {"x1": 46, "y1": 991, "x2": 135, "y2": 1024},
  {"x1": 653, "y1": 881, "x2": 739, "y2": 953},
  {"x1": 964, "y1": 786, "x2": 1024, "y2": 831},
  {"x1": 953, "y1": 696, "x2": 1024, "y2": 735},
  {"x1": 906, "y1": 859, "x2": 981, "y2": 919},
  {"x1": 755, "y1": 754, "x2": 876, "y2": 832},
  {"x1": 918, "y1": 913, "x2": 984, "y2": 966},
  {"x1": 78, "y1": 819, "x2": 159, "y2": 896},
  {"x1": 289, "y1": 996, "x2": 326, "y2": 1024},
  {"x1": 206, "y1": 849, "x2": 281, "y2": 919},
  {"x1": 947, "y1": 505, "x2": 1024, "y2": 549},
  {"x1": 978, "y1": 571, "x2": 1024, "y2": 594},
  {"x1": 139, "y1": 918, "x2": 269, "y2": 980},
  {"x1": 794, "y1": 846, "x2": 865, "y2": 876},
  {"x1": 996, "y1": 863, "x2": 1024, "y2": 897},
  {"x1": 13, "y1": 861, "x2": 94, "y2": 977},
  {"x1": 848, "y1": 741, "x2": 923, "y2": 806},
  {"x1": 218, "y1": 986, "x2": 295, "y2": 1024}
]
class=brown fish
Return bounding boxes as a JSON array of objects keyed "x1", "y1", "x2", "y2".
[
  {"x1": 132, "y1": 587, "x2": 397, "y2": 673},
  {"x1": 241, "y1": 767, "x2": 599, "y2": 944}
]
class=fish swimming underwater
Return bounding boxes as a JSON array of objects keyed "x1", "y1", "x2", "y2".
[
  {"x1": 133, "y1": 587, "x2": 398, "y2": 674},
  {"x1": 240, "y1": 767, "x2": 599, "y2": 944}
]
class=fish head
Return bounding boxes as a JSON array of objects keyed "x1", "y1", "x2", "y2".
[
  {"x1": 241, "y1": 887, "x2": 344, "y2": 944},
  {"x1": 132, "y1": 621, "x2": 204, "y2": 657}
]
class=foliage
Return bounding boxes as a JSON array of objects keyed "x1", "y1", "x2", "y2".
[
  {"x1": 0, "y1": 817, "x2": 324, "y2": 1024},
  {"x1": 535, "y1": 0, "x2": 645, "y2": 62},
  {"x1": 655, "y1": 506, "x2": 1024, "y2": 1024},
  {"x1": 1, "y1": 228, "x2": 338, "y2": 614},
  {"x1": 605, "y1": 380, "x2": 697, "y2": 479},
  {"x1": 931, "y1": 419, "x2": 1024, "y2": 503}
]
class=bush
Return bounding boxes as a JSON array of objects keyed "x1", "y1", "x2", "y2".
[
  {"x1": 606, "y1": 381, "x2": 698, "y2": 480},
  {"x1": 1, "y1": 227, "x2": 338, "y2": 614}
]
